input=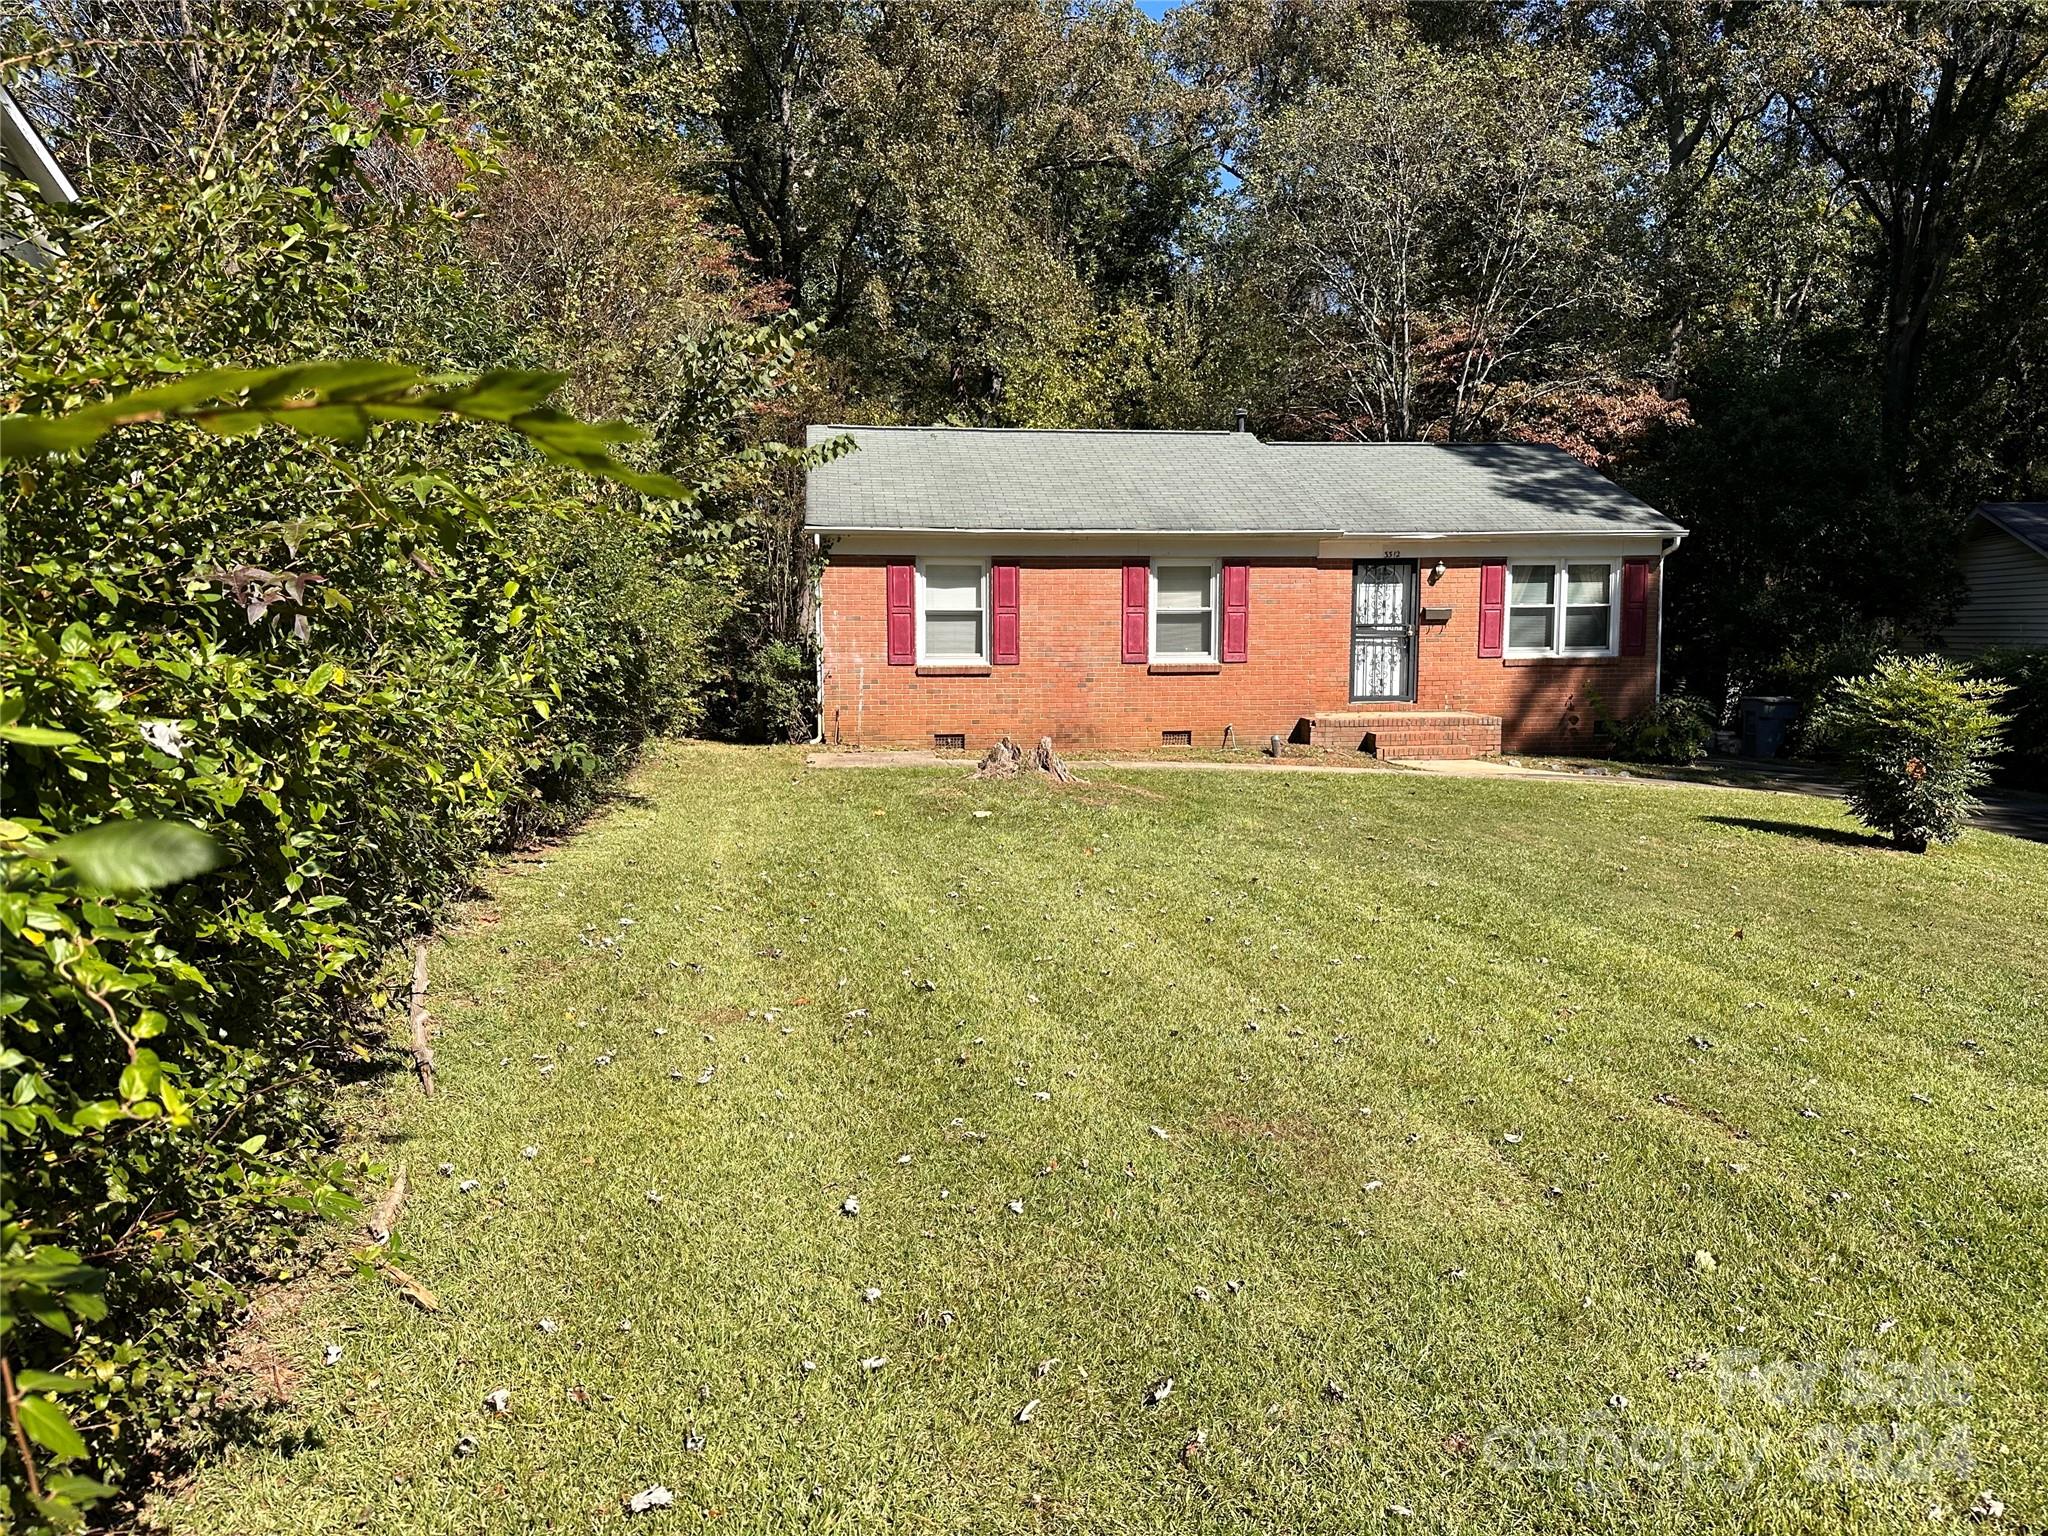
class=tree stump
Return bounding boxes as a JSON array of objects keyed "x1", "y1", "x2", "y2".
[
  {"x1": 1031, "y1": 735, "x2": 1078, "y2": 783},
  {"x1": 974, "y1": 736, "x2": 1023, "y2": 778}
]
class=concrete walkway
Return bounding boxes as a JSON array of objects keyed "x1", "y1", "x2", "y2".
[{"x1": 804, "y1": 750, "x2": 2048, "y2": 842}]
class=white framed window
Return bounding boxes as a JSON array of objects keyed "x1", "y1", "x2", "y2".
[
  {"x1": 1506, "y1": 560, "x2": 1617, "y2": 657},
  {"x1": 1151, "y1": 559, "x2": 1218, "y2": 661},
  {"x1": 917, "y1": 558, "x2": 988, "y2": 664}
]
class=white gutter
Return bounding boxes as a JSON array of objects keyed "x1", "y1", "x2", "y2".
[{"x1": 2, "y1": 89, "x2": 79, "y2": 205}]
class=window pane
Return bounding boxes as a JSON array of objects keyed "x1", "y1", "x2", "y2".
[
  {"x1": 1508, "y1": 608, "x2": 1554, "y2": 650},
  {"x1": 925, "y1": 612, "x2": 981, "y2": 657},
  {"x1": 1564, "y1": 608, "x2": 1609, "y2": 649},
  {"x1": 924, "y1": 564, "x2": 981, "y2": 610},
  {"x1": 1566, "y1": 564, "x2": 1610, "y2": 605},
  {"x1": 1155, "y1": 564, "x2": 1211, "y2": 611},
  {"x1": 1510, "y1": 564, "x2": 1554, "y2": 606},
  {"x1": 1156, "y1": 612, "x2": 1212, "y2": 655}
]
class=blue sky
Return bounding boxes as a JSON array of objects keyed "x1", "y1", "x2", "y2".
[{"x1": 1134, "y1": 1, "x2": 1182, "y2": 18}]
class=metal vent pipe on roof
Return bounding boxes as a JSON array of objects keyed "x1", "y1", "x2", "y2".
[{"x1": 1233, "y1": 405, "x2": 1249, "y2": 433}]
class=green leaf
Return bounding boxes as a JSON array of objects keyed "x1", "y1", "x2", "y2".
[
  {"x1": 18, "y1": 1393, "x2": 88, "y2": 1460},
  {"x1": 275, "y1": 404, "x2": 373, "y2": 442},
  {"x1": 69, "y1": 1101, "x2": 125, "y2": 1131},
  {"x1": 0, "y1": 413, "x2": 106, "y2": 457},
  {"x1": 424, "y1": 369, "x2": 566, "y2": 420},
  {"x1": 245, "y1": 359, "x2": 419, "y2": 406},
  {"x1": 50, "y1": 820, "x2": 223, "y2": 892},
  {"x1": 119, "y1": 1051, "x2": 160, "y2": 1103},
  {"x1": 44, "y1": 1471, "x2": 118, "y2": 1502},
  {"x1": 0, "y1": 723, "x2": 82, "y2": 747},
  {"x1": 189, "y1": 410, "x2": 273, "y2": 438},
  {"x1": 14, "y1": 1370, "x2": 87, "y2": 1393}
]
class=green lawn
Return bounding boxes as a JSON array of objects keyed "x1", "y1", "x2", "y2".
[{"x1": 166, "y1": 746, "x2": 2048, "y2": 1534}]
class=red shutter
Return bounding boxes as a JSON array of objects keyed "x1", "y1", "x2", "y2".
[
  {"x1": 1477, "y1": 560, "x2": 1506, "y2": 658},
  {"x1": 991, "y1": 560, "x2": 1020, "y2": 666},
  {"x1": 1620, "y1": 557, "x2": 1651, "y2": 657},
  {"x1": 1121, "y1": 561, "x2": 1149, "y2": 663},
  {"x1": 1221, "y1": 561, "x2": 1249, "y2": 663},
  {"x1": 886, "y1": 561, "x2": 914, "y2": 665}
]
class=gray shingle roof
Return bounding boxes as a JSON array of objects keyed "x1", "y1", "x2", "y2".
[
  {"x1": 804, "y1": 425, "x2": 1684, "y2": 539},
  {"x1": 1977, "y1": 502, "x2": 2048, "y2": 558}
]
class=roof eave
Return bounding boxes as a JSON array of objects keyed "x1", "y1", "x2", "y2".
[
  {"x1": 807, "y1": 523, "x2": 1686, "y2": 542},
  {"x1": 1973, "y1": 505, "x2": 2048, "y2": 559},
  {"x1": 2, "y1": 89, "x2": 79, "y2": 206}
]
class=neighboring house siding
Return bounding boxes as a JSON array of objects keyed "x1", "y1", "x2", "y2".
[
  {"x1": 819, "y1": 554, "x2": 1659, "y2": 754},
  {"x1": 1942, "y1": 526, "x2": 2048, "y2": 654}
]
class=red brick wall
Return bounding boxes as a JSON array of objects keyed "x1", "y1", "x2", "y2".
[{"x1": 818, "y1": 554, "x2": 1660, "y2": 753}]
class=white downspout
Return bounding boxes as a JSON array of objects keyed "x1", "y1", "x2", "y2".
[
  {"x1": 1654, "y1": 545, "x2": 1668, "y2": 702},
  {"x1": 810, "y1": 532, "x2": 826, "y2": 745}
]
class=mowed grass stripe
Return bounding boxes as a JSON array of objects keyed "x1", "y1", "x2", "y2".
[{"x1": 166, "y1": 746, "x2": 2047, "y2": 1536}]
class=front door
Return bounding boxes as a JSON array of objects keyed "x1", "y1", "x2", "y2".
[{"x1": 1351, "y1": 561, "x2": 1416, "y2": 702}]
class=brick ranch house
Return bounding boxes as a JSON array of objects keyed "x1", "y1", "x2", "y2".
[{"x1": 807, "y1": 425, "x2": 1687, "y2": 758}]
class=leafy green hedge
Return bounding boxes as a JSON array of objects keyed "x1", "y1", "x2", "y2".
[
  {"x1": 0, "y1": 357, "x2": 790, "y2": 1526},
  {"x1": 0, "y1": 27, "x2": 847, "y2": 1513}
]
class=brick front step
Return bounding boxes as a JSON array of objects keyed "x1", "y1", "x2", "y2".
[{"x1": 1300, "y1": 710, "x2": 1503, "y2": 760}]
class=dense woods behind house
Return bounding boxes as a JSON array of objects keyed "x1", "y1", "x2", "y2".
[{"x1": 2, "y1": 2, "x2": 2044, "y2": 1526}]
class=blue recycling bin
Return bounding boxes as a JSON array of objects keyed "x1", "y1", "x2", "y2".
[{"x1": 1738, "y1": 695, "x2": 1799, "y2": 759}]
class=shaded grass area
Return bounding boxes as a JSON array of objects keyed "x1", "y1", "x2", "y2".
[{"x1": 165, "y1": 746, "x2": 2048, "y2": 1533}]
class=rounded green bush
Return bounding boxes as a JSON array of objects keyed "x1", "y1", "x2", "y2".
[{"x1": 1816, "y1": 655, "x2": 2009, "y2": 851}]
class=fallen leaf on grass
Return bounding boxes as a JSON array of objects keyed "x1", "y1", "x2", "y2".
[{"x1": 379, "y1": 1262, "x2": 441, "y2": 1312}]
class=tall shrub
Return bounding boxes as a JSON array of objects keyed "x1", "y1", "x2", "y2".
[
  {"x1": 0, "y1": 27, "x2": 833, "y2": 1525},
  {"x1": 1816, "y1": 655, "x2": 2009, "y2": 851}
]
